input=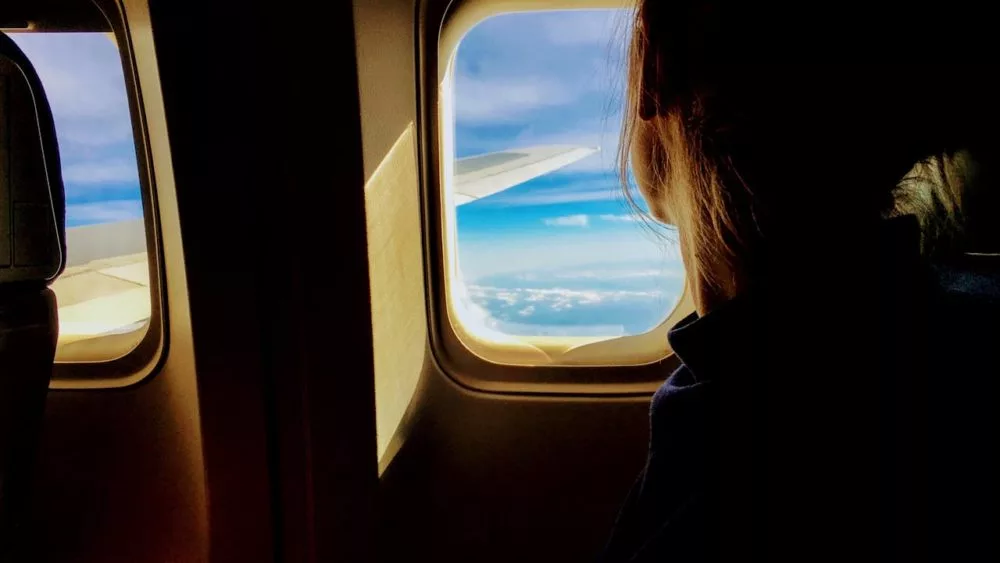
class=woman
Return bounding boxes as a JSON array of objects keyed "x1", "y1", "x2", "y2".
[{"x1": 601, "y1": 1, "x2": 999, "y2": 561}]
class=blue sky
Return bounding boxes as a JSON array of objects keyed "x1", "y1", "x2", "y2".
[
  {"x1": 452, "y1": 10, "x2": 684, "y2": 336},
  {"x1": 10, "y1": 33, "x2": 143, "y2": 228}
]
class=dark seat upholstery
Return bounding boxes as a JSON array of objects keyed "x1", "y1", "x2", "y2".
[{"x1": 0, "y1": 32, "x2": 67, "y2": 555}]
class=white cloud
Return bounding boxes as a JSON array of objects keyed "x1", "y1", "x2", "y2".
[
  {"x1": 599, "y1": 214, "x2": 641, "y2": 223},
  {"x1": 455, "y1": 74, "x2": 575, "y2": 123},
  {"x1": 551, "y1": 299, "x2": 574, "y2": 311},
  {"x1": 67, "y1": 200, "x2": 143, "y2": 225},
  {"x1": 495, "y1": 290, "x2": 519, "y2": 306},
  {"x1": 63, "y1": 159, "x2": 139, "y2": 185},
  {"x1": 518, "y1": 305, "x2": 536, "y2": 317},
  {"x1": 543, "y1": 214, "x2": 590, "y2": 227},
  {"x1": 543, "y1": 10, "x2": 626, "y2": 46},
  {"x1": 452, "y1": 8, "x2": 630, "y2": 176}
]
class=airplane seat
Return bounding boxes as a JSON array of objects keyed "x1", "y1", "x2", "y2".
[
  {"x1": 895, "y1": 148, "x2": 1000, "y2": 300},
  {"x1": 930, "y1": 146, "x2": 1000, "y2": 303},
  {"x1": 0, "y1": 32, "x2": 67, "y2": 555}
]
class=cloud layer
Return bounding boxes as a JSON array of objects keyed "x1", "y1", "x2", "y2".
[
  {"x1": 461, "y1": 273, "x2": 679, "y2": 337},
  {"x1": 456, "y1": 259, "x2": 685, "y2": 337},
  {"x1": 469, "y1": 284, "x2": 665, "y2": 310}
]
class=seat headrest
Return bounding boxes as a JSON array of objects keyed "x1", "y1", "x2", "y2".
[{"x1": 0, "y1": 32, "x2": 66, "y2": 287}]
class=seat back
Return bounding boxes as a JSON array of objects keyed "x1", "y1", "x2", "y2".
[{"x1": 0, "y1": 31, "x2": 66, "y2": 555}]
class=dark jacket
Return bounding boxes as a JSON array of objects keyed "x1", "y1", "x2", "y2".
[{"x1": 601, "y1": 217, "x2": 1000, "y2": 561}]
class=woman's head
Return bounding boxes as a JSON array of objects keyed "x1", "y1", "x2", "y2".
[{"x1": 621, "y1": 0, "x2": 996, "y2": 311}]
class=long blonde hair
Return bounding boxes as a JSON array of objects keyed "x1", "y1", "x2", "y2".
[{"x1": 618, "y1": 2, "x2": 754, "y2": 298}]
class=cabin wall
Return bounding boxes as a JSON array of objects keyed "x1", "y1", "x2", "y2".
[{"x1": 353, "y1": 0, "x2": 428, "y2": 461}]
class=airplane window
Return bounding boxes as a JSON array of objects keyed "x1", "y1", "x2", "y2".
[
  {"x1": 10, "y1": 33, "x2": 151, "y2": 362},
  {"x1": 448, "y1": 10, "x2": 684, "y2": 341}
]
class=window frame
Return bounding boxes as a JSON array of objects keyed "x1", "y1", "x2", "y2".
[
  {"x1": 20, "y1": 0, "x2": 168, "y2": 388},
  {"x1": 420, "y1": 0, "x2": 692, "y2": 394}
]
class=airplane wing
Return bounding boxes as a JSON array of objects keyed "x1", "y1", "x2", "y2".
[
  {"x1": 50, "y1": 220, "x2": 151, "y2": 359},
  {"x1": 52, "y1": 250, "x2": 151, "y2": 361},
  {"x1": 454, "y1": 145, "x2": 599, "y2": 205}
]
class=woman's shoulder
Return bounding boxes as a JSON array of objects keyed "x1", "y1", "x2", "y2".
[
  {"x1": 651, "y1": 365, "x2": 704, "y2": 406},
  {"x1": 649, "y1": 365, "x2": 717, "y2": 445}
]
